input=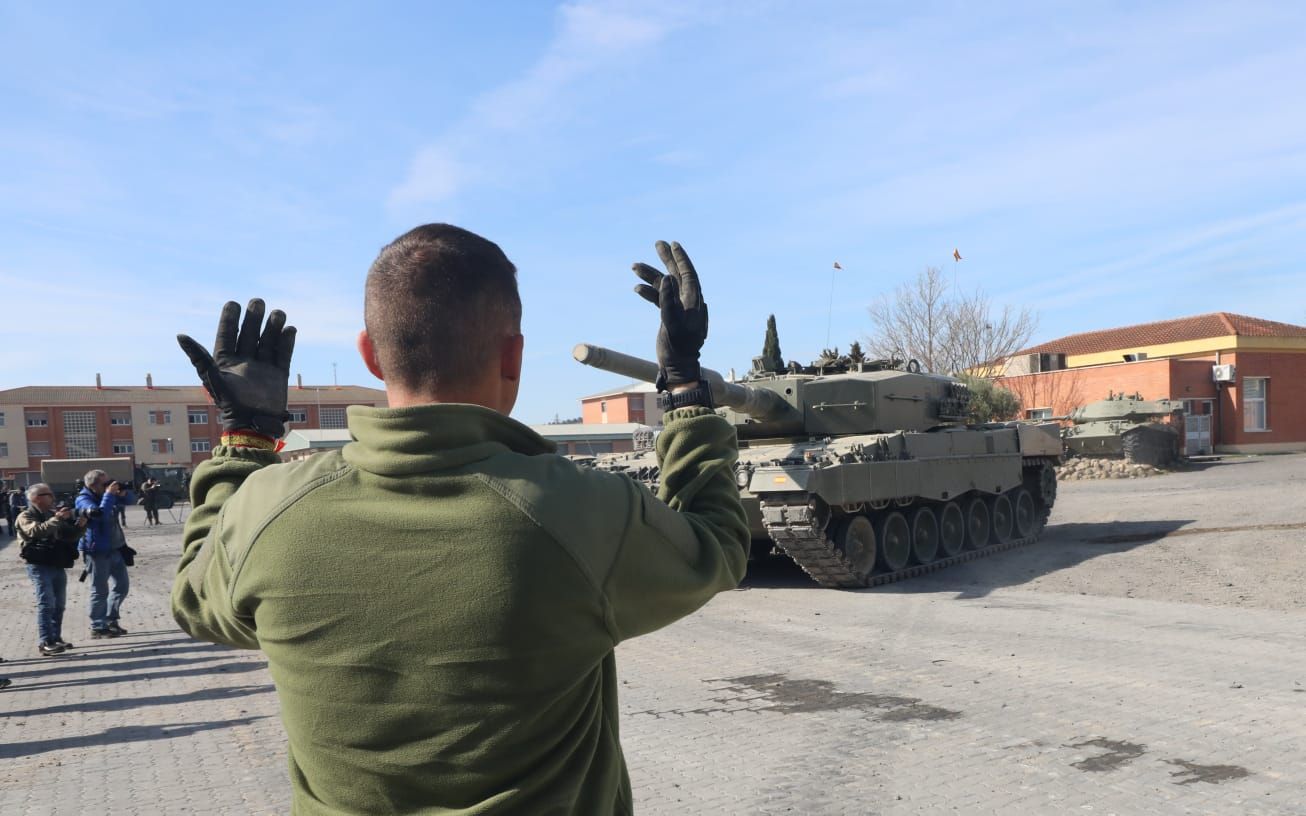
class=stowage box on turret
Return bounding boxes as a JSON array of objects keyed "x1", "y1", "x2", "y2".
[{"x1": 573, "y1": 343, "x2": 1061, "y2": 589}]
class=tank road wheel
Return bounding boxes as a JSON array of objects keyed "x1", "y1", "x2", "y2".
[
  {"x1": 988, "y1": 493, "x2": 1014, "y2": 544},
  {"x1": 1012, "y1": 488, "x2": 1037, "y2": 539},
  {"x1": 909, "y1": 506, "x2": 940, "y2": 564},
  {"x1": 964, "y1": 497, "x2": 991, "y2": 550},
  {"x1": 833, "y1": 515, "x2": 877, "y2": 582},
  {"x1": 937, "y1": 502, "x2": 965, "y2": 557},
  {"x1": 875, "y1": 512, "x2": 912, "y2": 573}
]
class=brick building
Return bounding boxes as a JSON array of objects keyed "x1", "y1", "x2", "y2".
[
  {"x1": 579, "y1": 381, "x2": 662, "y2": 427},
  {"x1": 0, "y1": 376, "x2": 385, "y2": 487},
  {"x1": 994, "y1": 312, "x2": 1306, "y2": 454}
]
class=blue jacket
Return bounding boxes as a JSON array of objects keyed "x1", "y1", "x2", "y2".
[{"x1": 76, "y1": 487, "x2": 125, "y2": 555}]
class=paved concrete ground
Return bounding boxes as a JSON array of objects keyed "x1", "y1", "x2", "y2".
[{"x1": 3, "y1": 455, "x2": 1305, "y2": 814}]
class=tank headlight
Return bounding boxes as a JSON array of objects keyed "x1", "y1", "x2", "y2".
[{"x1": 736, "y1": 466, "x2": 752, "y2": 488}]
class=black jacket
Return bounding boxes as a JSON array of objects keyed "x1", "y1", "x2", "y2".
[{"x1": 16, "y1": 507, "x2": 81, "y2": 568}]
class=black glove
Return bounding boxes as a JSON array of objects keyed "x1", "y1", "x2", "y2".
[
  {"x1": 177, "y1": 299, "x2": 297, "y2": 439},
  {"x1": 632, "y1": 241, "x2": 709, "y2": 389}
]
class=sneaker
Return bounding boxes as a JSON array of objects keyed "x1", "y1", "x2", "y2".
[
  {"x1": 107, "y1": 623, "x2": 128, "y2": 636},
  {"x1": 55, "y1": 640, "x2": 74, "y2": 650},
  {"x1": 91, "y1": 628, "x2": 119, "y2": 639},
  {"x1": 39, "y1": 642, "x2": 66, "y2": 656}
]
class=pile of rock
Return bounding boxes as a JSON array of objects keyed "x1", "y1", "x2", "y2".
[{"x1": 1056, "y1": 456, "x2": 1171, "y2": 481}]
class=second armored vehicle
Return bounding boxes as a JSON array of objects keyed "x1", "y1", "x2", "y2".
[
  {"x1": 575, "y1": 344, "x2": 1061, "y2": 588},
  {"x1": 1062, "y1": 392, "x2": 1182, "y2": 466}
]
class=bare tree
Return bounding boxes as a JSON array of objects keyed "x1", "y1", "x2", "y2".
[
  {"x1": 867, "y1": 267, "x2": 952, "y2": 372},
  {"x1": 867, "y1": 267, "x2": 1037, "y2": 375}
]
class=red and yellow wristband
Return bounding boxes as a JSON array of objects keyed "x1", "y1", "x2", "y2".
[{"x1": 220, "y1": 429, "x2": 283, "y2": 452}]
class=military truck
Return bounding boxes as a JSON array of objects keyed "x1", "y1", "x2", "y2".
[
  {"x1": 40, "y1": 457, "x2": 134, "y2": 501},
  {"x1": 574, "y1": 343, "x2": 1061, "y2": 589},
  {"x1": 137, "y1": 463, "x2": 189, "y2": 507}
]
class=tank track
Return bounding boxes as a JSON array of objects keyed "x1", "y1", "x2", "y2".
[{"x1": 760, "y1": 462, "x2": 1056, "y2": 589}]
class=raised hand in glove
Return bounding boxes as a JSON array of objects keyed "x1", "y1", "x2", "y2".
[
  {"x1": 177, "y1": 299, "x2": 296, "y2": 440},
  {"x1": 632, "y1": 241, "x2": 709, "y2": 390}
]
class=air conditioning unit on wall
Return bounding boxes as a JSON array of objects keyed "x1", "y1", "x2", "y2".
[{"x1": 1212, "y1": 364, "x2": 1236, "y2": 383}]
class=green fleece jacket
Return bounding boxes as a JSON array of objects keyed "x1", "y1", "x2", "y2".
[{"x1": 172, "y1": 403, "x2": 749, "y2": 815}]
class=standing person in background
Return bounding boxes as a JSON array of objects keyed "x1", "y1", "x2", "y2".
[
  {"x1": 76, "y1": 470, "x2": 132, "y2": 638},
  {"x1": 16, "y1": 484, "x2": 85, "y2": 655},
  {"x1": 7, "y1": 488, "x2": 27, "y2": 537},
  {"x1": 140, "y1": 478, "x2": 162, "y2": 526}
]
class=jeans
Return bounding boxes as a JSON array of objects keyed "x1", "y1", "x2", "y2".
[
  {"x1": 26, "y1": 563, "x2": 68, "y2": 645},
  {"x1": 87, "y1": 549, "x2": 130, "y2": 630}
]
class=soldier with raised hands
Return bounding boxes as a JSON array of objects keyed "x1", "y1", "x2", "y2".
[{"x1": 171, "y1": 224, "x2": 748, "y2": 815}]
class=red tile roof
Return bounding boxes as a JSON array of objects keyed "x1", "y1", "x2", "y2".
[{"x1": 1018, "y1": 313, "x2": 1306, "y2": 357}]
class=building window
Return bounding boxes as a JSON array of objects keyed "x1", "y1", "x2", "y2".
[
  {"x1": 1243, "y1": 377, "x2": 1268, "y2": 432},
  {"x1": 149, "y1": 410, "x2": 172, "y2": 425},
  {"x1": 0, "y1": 411, "x2": 5, "y2": 427},
  {"x1": 112, "y1": 442, "x2": 134, "y2": 455},
  {"x1": 63, "y1": 410, "x2": 99, "y2": 459},
  {"x1": 0, "y1": 443, "x2": 7, "y2": 458},
  {"x1": 188, "y1": 410, "x2": 208, "y2": 425},
  {"x1": 191, "y1": 439, "x2": 212, "y2": 453},
  {"x1": 320, "y1": 407, "x2": 347, "y2": 429},
  {"x1": 26, "y1": 411, "x2": 49, "y2": 427},
  {"x1": 1026, "y1": 408, "x2": 1053, "y2": 420},
  {"x1": 151, "y1": 439, "x2": 175, "y2": 454},
  {"x1": 288, "y1": 408, "x2": 307, "y2": 423},
  {"x1": 110, "y1": 412, "x2": 132, "y2": 426},
  {"x1": 29, "y1": 441, "x2": 51, "y2": 457}
]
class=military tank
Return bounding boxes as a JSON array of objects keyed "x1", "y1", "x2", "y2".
[
  {"x1": 573, "y1": 343, "x2": 1062, "y2": 589},
  {"x1": 1062, "y1": 393, "x2": 1182, "y2": 466}
]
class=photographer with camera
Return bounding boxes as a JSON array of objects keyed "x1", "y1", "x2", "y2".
[
  {"x1": 140, "y1": 478, "x2": 162, "y2": 526},
  {"x1": 16, "y1": 484, "x2": 85, "y2": 655},
  {"x1": 76, "y1": 470, "x2": 132, "y2": 638}
]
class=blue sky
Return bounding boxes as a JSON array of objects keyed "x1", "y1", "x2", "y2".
[{"x1": 2, "y1": 1, "x2": 1303, "y2": 423}]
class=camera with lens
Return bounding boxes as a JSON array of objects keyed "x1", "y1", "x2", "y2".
[{"x1": 79, "y1": 507, "x2": 103, "y2": 521}]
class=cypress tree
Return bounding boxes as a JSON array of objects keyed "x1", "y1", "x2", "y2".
[{"x1": 762, "y1": 315, "x2": 784, "y2": 372}]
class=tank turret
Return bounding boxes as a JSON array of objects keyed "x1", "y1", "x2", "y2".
[
  {"x1": 573, "y1": 343, "x2": 972, "y2": 438},
  {"x1": 1068, "y1": 392, "x2": 1181, "y2": 424}
]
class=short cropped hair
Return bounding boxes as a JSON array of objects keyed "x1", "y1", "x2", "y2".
[
  {"x1": 84, "y1": 469, "x2": 107, "y2": 488},
  {"x1": 364, "y1": 224, "x2": 522, "y2": 393}
]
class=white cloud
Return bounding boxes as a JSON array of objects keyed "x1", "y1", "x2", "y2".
[
  {"x1": 385, "y1": 1, "x2": 684, "y2": 213},
  {"x1": 387, "y1": 146, "x2": 469, "y2": 210}
]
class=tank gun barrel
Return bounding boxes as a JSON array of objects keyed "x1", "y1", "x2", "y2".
[{"x1": 572, "y1": 343, "x2": 793, "y2": 421}]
